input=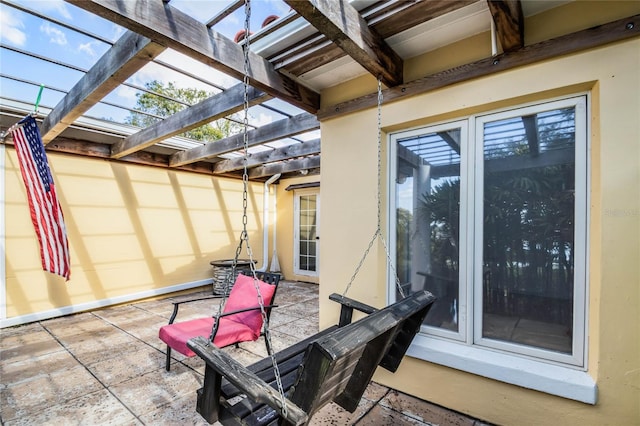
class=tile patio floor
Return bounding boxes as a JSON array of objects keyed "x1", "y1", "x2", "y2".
[{"x1": 1, "y1": 280, "x2": 490, "y2": 425}]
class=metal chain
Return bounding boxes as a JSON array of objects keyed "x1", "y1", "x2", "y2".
[
  {"x1": 222, "y1": 0, "x2": 289, "y2": 415},
  {"x1": 343, "y1": 78, "x2": 405, "y2": 299}
]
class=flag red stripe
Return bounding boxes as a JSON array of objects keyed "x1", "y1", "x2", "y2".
[
  {"x1": 12, "y1": 117, "x2": 70, "y2": 280},
  {"x1": 16, "y1": 128, "x2": 68, "y2": 277},
  {"x1": 13, "y1": 128, "x2": 60, "y2": 274}
]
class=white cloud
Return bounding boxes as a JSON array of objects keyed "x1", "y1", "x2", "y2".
[
  {"x1": 251, "y1": 111, "x2": 275, "y2": 127},
  {"x1": 40, "y1": 22, "x2": 67, "y2": 45},
  {"x1": 115, "y1": 85, "x2": 139, "y2": 102},
  {"x1": 78, "y1": 40, "x2": 100, "y2": 58},
  {"x1": 110, "y1": 24, "x2": 126, "y2": 41},
  {"x1": 39, "y1": 0, "x2": 72, "y2": 20},
  {"x1": 0, "y1": 9, "x2": 27, "y2": 46}
]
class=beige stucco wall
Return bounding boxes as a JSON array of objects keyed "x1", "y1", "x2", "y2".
[
  {"x1": 319, "y1": 3, "x2": 639, "y2": 425},
  {"x1": 274, "y1": 175, "x2": 320, "y2": 284},
  {"x1": 3, "y1": 152, "x2": 268, "y2": 322}
]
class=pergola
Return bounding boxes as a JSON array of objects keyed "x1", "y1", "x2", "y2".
[{"x1": 1, "y1": 0, "x2": 637, "y2": 180}]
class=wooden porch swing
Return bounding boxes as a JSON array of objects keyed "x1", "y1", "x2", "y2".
[
  {"x1": 188, "y1": 290, "x2": 435, "y2": 425},
  {"x1": 184, "y1": 2, "x2": 436, "y2": 424}
]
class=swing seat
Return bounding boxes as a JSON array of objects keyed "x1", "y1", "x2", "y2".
[
  {"x1": 159, "y1": 271, "x2": 281, "y2": 371},
  {"x1": 187, "y1": 289, "x2": 436, "y2": 426}
]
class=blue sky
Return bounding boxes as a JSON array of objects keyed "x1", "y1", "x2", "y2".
[{"x1": 0, "y1": 0, "x2": 300, "y2": 135}]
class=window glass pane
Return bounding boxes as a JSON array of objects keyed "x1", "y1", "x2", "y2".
[
  {"x1": 296, "y1": 193, "x2": 318, "y2": 274},
  {"x1": 307, "y1": 257, "x2": 316, "y2": 271},
  {"x1": 396, "y1": 127, "x2": 461, "y2": 332},
  {"x1": 482, "y1": 107, "x2": 575, "y2": 354}
]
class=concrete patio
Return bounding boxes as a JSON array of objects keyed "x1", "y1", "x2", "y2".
[{"x1": 1, "y1": 280, "x2": 490, "y2": 425}]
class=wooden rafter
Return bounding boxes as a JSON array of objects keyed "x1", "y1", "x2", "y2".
[
  {"x1": 319, "y1": 13, "x2": 640, "y2": 120},
  {"x1": 111, "y1": 84, "x2": 270, "y2": 159},
  {"x1": 285, "y1": 0, "x2": 403, "y2": 87},
  {"x1": 41, "y1": 136, "x2": 215, "y2": 175},
  {"x1": 40, "y1": 31, "x2": 165, "y2": 144},
  {"x1": 487, "y1": 0, "x2": 524, "y2": 52},
  {"x1": 370, "y1": 0, "x2": 480, "y2": 38},
  {"x1": 248, "y1": 155, "x2": 321, "y2": 179},
  {"x1": 213, "y1": 138, "x2": 321, "y2": 174},
  {"x1": 280, "y1": 0, "x2": 475, "y2": 78},
  {"x1": 170, "y1": 113, "x2": 320, "y2": 167},
  {"x1": 66, "y1": 0, "x2": 320, "y2": 113}
]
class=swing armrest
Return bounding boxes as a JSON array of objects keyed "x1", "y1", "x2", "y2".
[
  {"x1": 187, "y1": 336, "x2": 308, "y2": 425},
  {"x1": 168, "y1": 296, "x2": 226, "y2": 324},
  {"x1": 329, "y1": 293, "x2": 378, "y2": 327}
]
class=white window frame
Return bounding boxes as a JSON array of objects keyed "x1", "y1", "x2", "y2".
[
  {"x1": 293, "y1": 189, "x2": 319, "y2": 277},
  {"x1": 388, "y1": 94, "x2": 596, "y2": 404}
]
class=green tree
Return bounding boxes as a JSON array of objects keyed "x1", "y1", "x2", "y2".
[{"x1": 126, "y1": 80, "x2": 241, "y2": 141}]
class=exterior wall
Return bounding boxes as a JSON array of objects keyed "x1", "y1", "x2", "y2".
[
  {"x1": 275, "y1": 175, "x2": 320, "y2": 284},
  {"x1": 2, "y1": 152, "x2": 268, "y2": 326},
  {"x1": 319, "y1": 2, "x2": 639, "y2": 425}
]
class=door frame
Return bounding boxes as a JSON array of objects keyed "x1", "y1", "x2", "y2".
[{"x1": 293, "y1": 188, "x2": 319, "y2": 277}]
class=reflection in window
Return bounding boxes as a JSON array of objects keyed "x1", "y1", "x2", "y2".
[
  {"x1": 482, "y1": 107, "x2": 576, "y2": 354},
  {"x1": 396, "y1": 128, "x2": 461, "y2": 332}
]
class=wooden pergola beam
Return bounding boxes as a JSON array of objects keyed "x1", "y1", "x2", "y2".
[
  {"x1": 285, "y1": 0, "x2": 403, "y2": 87},
  {"x1": 170, "y1": 112, "x2": 319, "y2": 167},
  {"x1": 40, "y1": 31, "x2": 165, "y2": 144},
  {"x1": 282, "y1": 0, "x2": 477, "y2": 78},
  {"x1": 318, "y1": 13, "x2": 640, "y2": 120},
  {"x1": 248, "y1": 155, "x2": 321, "y2": 179},
  {"x1": 111, "y1": 84, "x2": 270, "y2": 159},
  {"x1": 37, "y1": 136, "x2": 216, "y2": 175},
  {"x1": 488, "y1": 0, "x2": 524, "y2": 52},
  {"x1": 213, "y1": 138, "x2": 321, "y2": 174},
  {"x1": 66, "y1": 0, "x2": 320, "y2": 113}
]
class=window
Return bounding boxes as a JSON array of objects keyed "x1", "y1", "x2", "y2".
[{"x1": 390, "y1": 95, "x2": 594, "y2": 402}]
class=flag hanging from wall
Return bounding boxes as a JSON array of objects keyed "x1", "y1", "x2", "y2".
[{"x1": 11, "y1": 115, "x2": 71, "y2": 281}]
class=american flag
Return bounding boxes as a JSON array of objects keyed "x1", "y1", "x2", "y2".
[{"x1": 11, "y1": 115, "x2": 70, "y2": 280}]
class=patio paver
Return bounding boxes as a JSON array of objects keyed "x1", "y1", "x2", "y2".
[{"x1": 0, "y1": 280, "x2": 491, "y2": 425}]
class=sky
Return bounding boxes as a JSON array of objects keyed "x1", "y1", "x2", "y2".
[{"x1": 0, "y1": 0, "x2": 316, "y2": 150}]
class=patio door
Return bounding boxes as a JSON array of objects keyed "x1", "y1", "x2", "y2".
[{"x1": 294, "y1": 190, "x2": 319, "y2": 277}]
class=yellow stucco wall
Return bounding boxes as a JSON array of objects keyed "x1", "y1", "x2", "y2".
[
  {"x1": 319, "y1": 3, "x2": 639, "y2": 425},
  {"x1": 3, "y1": 152, "x2": 268, "y2": 321}
]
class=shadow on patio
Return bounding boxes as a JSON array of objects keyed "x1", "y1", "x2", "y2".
[{"x1": 1, "y1": 280, "x2": 490, "y2": 425}]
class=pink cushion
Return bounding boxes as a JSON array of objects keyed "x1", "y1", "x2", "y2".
[
  {"x1": 222, "y1": 273, "x2": 276, "y2": 332},
  {"x1": 159, "y1": 317, "x2": 258, "y2": 357},
  {"x1": 158, "y1": 273, "x2": 276, "y2": 357}
]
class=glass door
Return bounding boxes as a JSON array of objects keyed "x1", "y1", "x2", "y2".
[{"x1": 294, "y1": 191, "x2": 319, "y2": 276}]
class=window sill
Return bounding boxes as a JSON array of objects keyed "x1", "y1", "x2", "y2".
[{"x1": 407, "y1": 334, "x2": 597, "y2": 404}]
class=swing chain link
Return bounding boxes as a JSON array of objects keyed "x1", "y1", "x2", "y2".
[
  {"x1": 237, "y1": 0, "x2": 288, "y2": 415},
  {"x1": 343, "y1": 78, "x2": 405, "y2": 299}
]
